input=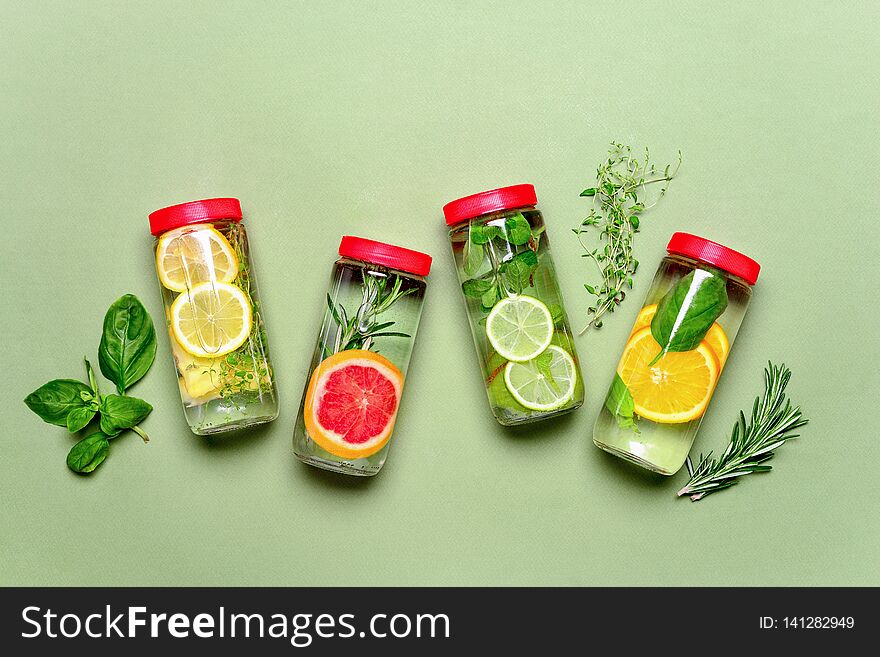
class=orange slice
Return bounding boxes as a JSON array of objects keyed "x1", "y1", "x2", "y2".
[
  {"x1": 703, "y1": 323, "x2": 730, "y2": 365},
  {"x1": 630, "y1": 303, "x2": 659, "y2": 335},
  {"x1": 619, "y1": 326, "x2": 720, "y2": 424},
  {"x1": 630, "y1": 303, "x2": 729, "y2": 365},
  {"x1": 303, "y1": 349, "x2": 404, "y2": 459}
]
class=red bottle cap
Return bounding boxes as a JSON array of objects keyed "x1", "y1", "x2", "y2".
[
  {"x1": 149, "y1": 198, "x2": 242, "y2": 236},
  {"x1": 666, "y1": 232, "x2": 760, "y2": 285},
  {"x1": 339, "y1": 236, "x2": 432, "y2": 277},
  {"x1": 442, "y1": 184, "x2": 537, "y2": 226}
]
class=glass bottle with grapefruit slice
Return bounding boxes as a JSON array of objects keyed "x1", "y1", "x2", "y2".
[
  {"x1": 444, "y1": 184, "x2": 584, "y2": 425},
  {"x1": 593, "y1": 233, "x2": 760, "y2": 475},
  {"x1": 292, "y1": 237, "x2": 431, "y2": 477},
  {"x1": 149, "y1": 198, "x2": 278, "y2": 435}
]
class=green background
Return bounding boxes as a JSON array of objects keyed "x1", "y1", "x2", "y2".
[{"x1": 2, "y1": 1, "x2": 878, "y2": 586}]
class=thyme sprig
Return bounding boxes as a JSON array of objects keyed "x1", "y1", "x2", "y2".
[
  {"x1": 573, "y1": 142, "x2": 681, "y2": 333},
  {"x1": 325, "y1": 273, "x2": 414, "y2": 355},
  {"x1": 678, "y1": 363, "x2": 808, "y2": 502}
]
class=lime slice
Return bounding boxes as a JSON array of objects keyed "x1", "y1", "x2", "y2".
[
  {"x1": 486, "y1": 295, "x2": 553, "y2": 362},
  {"x1": 503, "y1": 345, "x2": 577, "y2": 411}
]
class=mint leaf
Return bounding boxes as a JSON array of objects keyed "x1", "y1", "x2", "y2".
[
  {"x1": 503, "y1": 213, "x2": 532, "y2": 245},
  {"x1": 463, "y1": 239, "x2": 484, "y2": 276},
  {"x1": 534, "y1": 351, "x2": 560, "y2": 392},
  {"x1": 470, "y1": 224, "x2": 502, "y2": 245},
  {"x1": 499, "y1": 250, "x2": 538, "y2": 293},
  {"x1": 462, "y1": 278, "x2": 494, "y2": 298},
  {"x1": 481, "y1": 286, "x2": 499, "y2": 310}
]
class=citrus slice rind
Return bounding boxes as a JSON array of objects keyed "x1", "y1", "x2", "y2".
[
  {"x1": 703, "y1": 323, "x2": 730, "y2": 365},
  {"x1": 630, "y1": 303, "x2": 729, "y2": 365},
  {"x1": 486, "y1": 295, "x2": 554, "y2": 362},
  {"x1": 304, "y1": 350, "x2": 403, "y2": 460},
  {"x1": 156, "y1": 224, "x2": 239, "y2": 292},
  {"x1": 170, "y1": 281, "x2": 252, "y2": 358},
  {"x1": 619, "y1": 326, "x2": 720, "y2": 424},
  {"x1": 503, "y1": 345, "x2": 577, "y2": 411}
]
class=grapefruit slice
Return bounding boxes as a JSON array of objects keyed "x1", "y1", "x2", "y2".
[{"x1": 303, "y1": 349, "x2": 404, "y2": 459}]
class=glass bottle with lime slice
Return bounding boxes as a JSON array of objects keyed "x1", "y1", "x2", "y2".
[
  {"x1": 444, "y1": 185, "x2": 584, "y2": 425},
  {"x1": 292, "y1": 237, "x2": 431, "y2": 476},
  {"x1": 149, "y1": 198, "x2": 278, "y2": 435},
  {"x1": 592, "y1": 233, "x2": 759, "y2": 475}
]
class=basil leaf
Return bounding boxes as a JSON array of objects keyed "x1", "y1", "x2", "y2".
[
  {"x1": 463, "y1": 239, "x2": 485, "y2": 276},
  {"x1": 605, "y1": 373, "x2": 639, "y2": 431},
  {"x1": 462, "y1": 278, "x2": 494, "y2": 298},
  {"x1": 66, "y1": 406, "x2": 97, "y2": 433},
  {"x1": 98, "y1": 294, "x2": 157, "y2": 394},
  {"x1": 24, "y1": 379, "x2": 93, "y2": 427},
  {"x1": 66, "y1": 432, "x2": 110, "y2": 474},
  {"x1": 503, "y1": 213, "x2": 532, "y2": 245},
  {"x1": 99, "y1": 394, "x2": 152, "y2": 436},
  {"x1": 535, "y1": 351, "x2": 560, "y2": 392},
  {"x1": 470, "y1": 224, "x2": 502, "y2": 245},
  {"x1": 499, "y1": 250, "x2": 538, "y2": 294},
  {"x1": 650, "y1": 269, "x2": 728, "y2": 364}
]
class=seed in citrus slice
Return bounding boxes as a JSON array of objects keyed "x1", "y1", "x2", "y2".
[
  {"x1": 619, "y1": 326, "x2": 720, "y2": 424},
  {"x1": 303, "y1": 349, "x2": 403, "y2": 459},
  {"x1": 486, "y1": 295, "x2": 553, "y2": 362},
  {"x1": 170, "y1": 282, "x2": 252, "y2": 358},
  {"x1": 503, "y1": 345, "x2": 577, "y2": 411},
  {"x1": 630, "y1": 303, "x2": 729, "y2": 365},
  {"x1": 156, "y1": 224, "x2": 239, "y2": 292}
]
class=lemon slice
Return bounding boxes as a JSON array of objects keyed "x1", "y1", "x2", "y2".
[
  {"x1": 156, "y1": 224, "x2": 239, "y2": 292},
  {"x1": 486, "y1": 295, "x2": 554, "y2": 362},
  {"x1": 171, "y1": 282, "x2": 252, "y2": 358},
  {"x1": 503, "y1": 345, "x2": 577, "y2": 411}
]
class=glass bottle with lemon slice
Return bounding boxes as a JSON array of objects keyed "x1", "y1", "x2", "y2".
[
  {"x1": 444, "y1": 185, "x2": 584, "y2": 426},
  {"x1": 149, "y1": 198, "x2": 278, "y2": 435},
  {"x1": 593, "y1": 233, "x2": 759, "y2": 475},
  {"x1": 292, "y1": 236, "x2": 431, "y2": 476}
]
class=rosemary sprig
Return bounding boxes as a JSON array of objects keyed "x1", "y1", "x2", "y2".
[
  {"x1": 325, "y1": 273, "x2": 414, "y2": 355},
  {"x1": 678, "y1": 363, "x2": 808, "y2": 502},
  {"x1": 573, "y1": 142, "x2": 681, "y2": 333}
]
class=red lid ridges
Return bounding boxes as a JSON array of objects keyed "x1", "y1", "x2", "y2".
[
  {"x1": 666, "y1": 232, "x2": 760, "y2": 285},
  {"x1": 149, "y1": 198, "x2": 242, "y2": 236},
  {"x1": 443, "y1": 184, "x2": 537, "y2": 226},
  {"x1": 339, "y1": 236, "x2": 432, "y2": 277}
]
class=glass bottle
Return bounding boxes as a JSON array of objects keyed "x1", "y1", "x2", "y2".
[
  {"x1": 444, "y1": 184, "x2": 584, "y2": 426},
  {"x1": 593, "y1": 232, "x2": 760, "y2": 475},
  {"x1": 149, "y1": 197, "x2": 278, "y2": 435},
  {"x1": 293, "y1": 236, "x2": 431, "y2": 476}
]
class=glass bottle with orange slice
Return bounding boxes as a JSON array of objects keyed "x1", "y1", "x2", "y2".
[
  {"x1": 149, "y1": 198, "x2": 278, "y2": 435},
  {"x1": 593, "y1": 233, "x2": 759, "y2": 475},
  {"x1": 292, "y1": 237, "x2": 431, "y2": 476}
]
